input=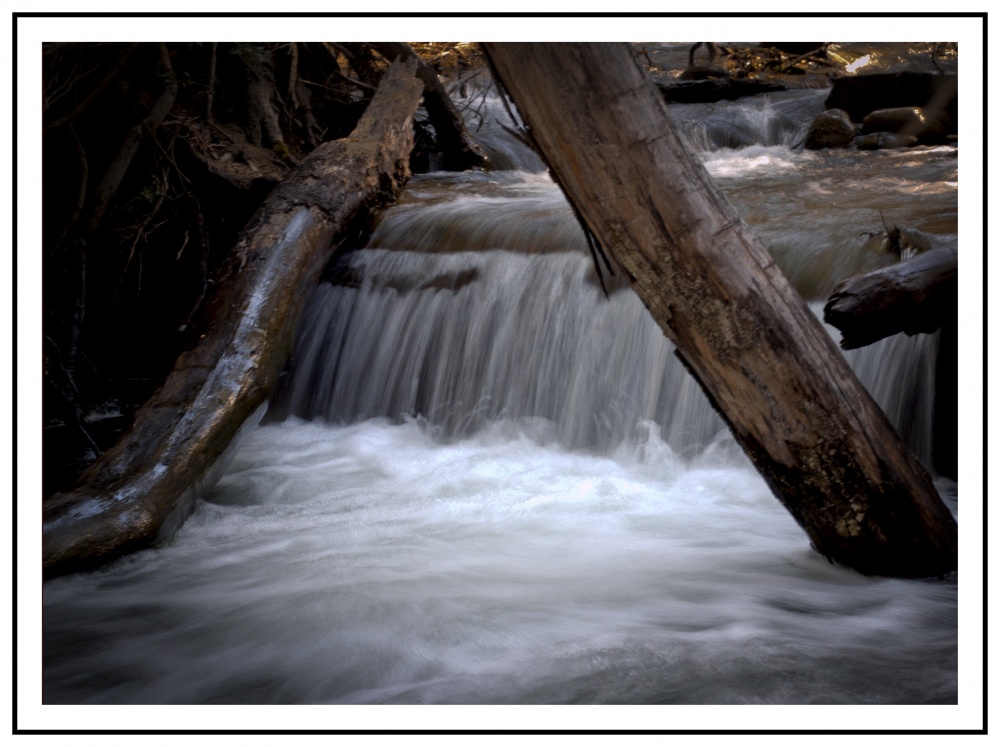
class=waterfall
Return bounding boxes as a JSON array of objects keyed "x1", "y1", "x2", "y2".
[
  {"x1": 269, "y1": 170, "x2": 940, "y2": 467},
  {"x1": 42, "y1": 79, "x2": 957, "y2": 708},
  {"x1": 666, "y1": 89, "x2": 830, "y2": 151}
]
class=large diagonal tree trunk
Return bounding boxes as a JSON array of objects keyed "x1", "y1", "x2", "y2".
[
  {"x1": 482, "y1": 42, "x2": 957, "y2": 577},
  {"x1": 43, "y1": 57, "x2": 425, "y2": 579}
]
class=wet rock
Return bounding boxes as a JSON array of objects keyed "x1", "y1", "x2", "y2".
[
  {"x1": 679, "y1": 65, "x2": 728, "y2": 81},
  {"x1": 824, "y1": 71, "x2": 957, "y2": 131},
  {"x1": 856, "y1": 132, "x2": 919, "y2": 150},
  {"x1": 862, "y1": 106, "x2": 947, "y2": 144},
  {"x1": 804, "y1": 108, "x2": 858, "y2": 149}
]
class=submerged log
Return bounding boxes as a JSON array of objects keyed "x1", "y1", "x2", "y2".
[
  {"x1": 43, "y1": 57, "x2": 425, "y2": 578},
  {"x1": 824, "y1": 248, "x2": 958, "y2": 350},
  {"x1": 483, "y1": 42, "x2": 957, "y2": 578}
]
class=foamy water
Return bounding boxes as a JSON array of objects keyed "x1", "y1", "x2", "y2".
[
  {"x1": 43, "y1": 418, "x2": 957, "y2": 704},
  {"x1": 42, "y1": 80, "x2": 961, "y2": 707}
]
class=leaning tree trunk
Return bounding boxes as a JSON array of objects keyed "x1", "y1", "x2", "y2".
[
  {"x1": 482, "y1": 42, "x2": 957, "y2": 578},
  {"x1": 43, "y1": 57, "x2": 425, "y2": 579}
]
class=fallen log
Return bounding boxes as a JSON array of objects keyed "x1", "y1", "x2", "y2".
[
  {"x1": 370, "y1": 42, "x2": 489, "y2": 171},
  {"x1": 42, "y1": 57, "x2": 425, "y2": 578},
  {"x1": 823, "y1": 248, "x2": 958, "y2": 350},
  {"x1": 482, "y1": 42, "x2": 957, "y2": 578}
]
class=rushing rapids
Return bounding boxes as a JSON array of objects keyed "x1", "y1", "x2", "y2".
[{"x1": 43, "y1": 68, "x2": 959, "y2": 706}]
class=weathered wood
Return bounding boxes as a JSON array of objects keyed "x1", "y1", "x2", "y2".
[
  {"x1": 482, "y1": 42, "x2": 957, "y2": 577},
  {"x1": 42, "y1": 57, "x2": 425, "y2": 578},
  {"x1": 370, "y1": 42, "x2": 489, "y2": 171},
  {"x1": 824, "y1": 248, "x2": 958, "y2": 350}
]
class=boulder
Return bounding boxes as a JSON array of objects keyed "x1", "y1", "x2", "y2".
[
  {"x1": 678, "y1": 65, "x2": 728, "y2": 81},
  {"x1": 804, "y1": 108, "x2": 858, "y2": 149},
  {"x1": 862, "y1": 106, "x2": 948, "y2": 143},
  {"x1": 824, "y1": 71, "x2": 957, "y2": 131}
]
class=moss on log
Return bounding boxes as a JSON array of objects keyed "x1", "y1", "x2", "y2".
[{"x1": 43, "y1": 57, "x2": 425, "y2": 578}]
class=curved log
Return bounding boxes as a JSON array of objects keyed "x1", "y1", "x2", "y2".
[
  {"x1": 43, "y1": 57, "x2": 424, "y2": 578},
  {"x1": 483, "y1": 42, "x2": 956, "y2": 578},
  {"x1": 823, "y1": 248, "x2": 957, "y2": 349}
]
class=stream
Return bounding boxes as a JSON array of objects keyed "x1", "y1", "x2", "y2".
[{"x1": 43, "y1": 66, "x2": 959, "y2": 706}]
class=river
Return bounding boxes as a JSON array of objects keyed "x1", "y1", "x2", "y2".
[{"x1": 42, "y1": 61, "x2": 959, "y2": 708}]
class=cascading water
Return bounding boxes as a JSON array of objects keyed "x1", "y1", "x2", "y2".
[
  {"x1": 667, "y1": 88, "x2": 830, "y2": 151},
  {"x1": 43, "y1": 69, "x2": 958, "y2": 707}
]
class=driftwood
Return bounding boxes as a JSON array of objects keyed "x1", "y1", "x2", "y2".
[
  {"x1": 482, "y1": 42, "x2": 957, "y2": 578},
  {"x1": 43, "y1": 58, "x2": 425, "y2": 578},
  {"x1": 369, "y1": 42, "x2": 489, "y2": 171},
  {"x1": 824, "y1": 248, "x2": 958, "y2": 349}
]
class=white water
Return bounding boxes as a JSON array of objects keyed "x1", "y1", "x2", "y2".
[
  {"x1": 43, "y1": 85, "x2": 959, "y2": 707},
  {"x1": 44, "y1": 416, "x2": 956, "y2": 705}
]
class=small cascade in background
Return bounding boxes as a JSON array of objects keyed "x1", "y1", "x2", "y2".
[
  {"x1": 269, "y1": 169, "x2": 942, "y2": 467},
  {"x1": 665, "y1": 89, "x2": 829, "y2": 151}
]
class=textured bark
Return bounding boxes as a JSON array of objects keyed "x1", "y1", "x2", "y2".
[
  {"x1": 483, "y1": 42, "x2": 957, "y2": 577},
  {"x1": 43, "y1": 57, "x2": 424, "y2": 578},
  {"x1": 370, "y1": 42, "x2": 489, "y2": 171},
  {"x1": 823, "y1": 248, "x2": 957, "y2": 349}
]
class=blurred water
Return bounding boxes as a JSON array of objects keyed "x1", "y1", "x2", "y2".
[
  {"x1": 43, "y1": 78, "x2": 958, "y2": 706},
  {"x1": 43, "y1": 418, "x2": 957, "y2": 704}
]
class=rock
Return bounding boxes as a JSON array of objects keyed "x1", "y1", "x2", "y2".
[
  {"x1": 824, "y1": 71, "x2": 957, "y2": 131},
  {"x1": 658, "y1": 78, "x2": 786, "y2": 104},
  {"x1": 862, "y1": 106, "x2": 947, "y2": 144},
  {"x1": 678, "y1": 65, "x2": 728, "y2": 81},
  {"x1": 856, "y1": 132, "x2": 919, "y2": 150},
  {"x1": 804, "y1": 108, "x2": 858, "y2": 149}
]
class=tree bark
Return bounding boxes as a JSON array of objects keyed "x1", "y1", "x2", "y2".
[
  {"x1": 482, "y1": 42, "x2": 956, "y2": 578},
  {"x1": 43, "y1": 57, "x2": 425, "y2": 579},
  {"x1": 370, "y1": 42, "x2": 489, "y2": 171},
  {"x1": 823, "y1": 248, "x2": 957, "y2": 350}
]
